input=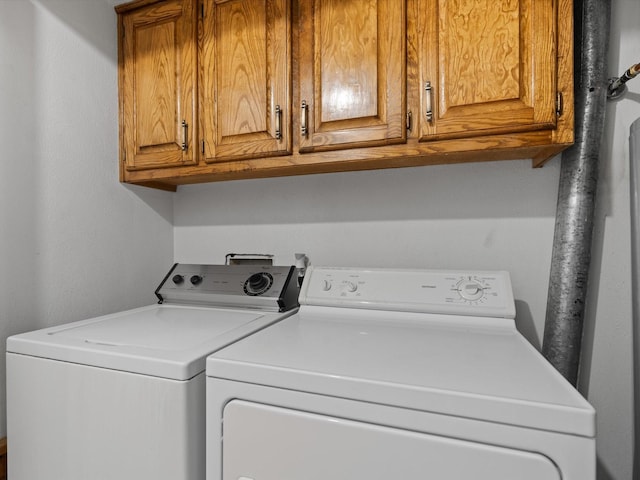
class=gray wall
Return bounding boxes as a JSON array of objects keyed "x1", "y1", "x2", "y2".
[{"x1": 0, "y1": 0, "x2": 174, "y2": 435}]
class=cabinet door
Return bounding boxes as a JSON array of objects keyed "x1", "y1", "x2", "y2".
[
  {"x1": 120, "y1": 0, "x2": 197, "y2": 170},
  {"x1": 298, "y1": 0, "x2": 406, "y2": 152},
  {"x1": 419, "y1": 0, "x2": 557, "y2": 141},
  {"x1": 201, "y1": 0, "x2": 291, "y2": 162}
]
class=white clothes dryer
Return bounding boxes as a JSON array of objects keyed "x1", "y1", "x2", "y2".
[
  {"x1": 206, "y1": 266, "x2": 596, "y2": 480},
  {"x1": 7, "y1": 264, "x2": 299, "y2": 480}
]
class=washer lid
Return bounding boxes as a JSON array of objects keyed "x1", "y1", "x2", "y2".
[
  {"x1": 207, "y1": 305, "x2": 596, "y2": 437},
  {"x1": 7, "y1": 304, "x2": 294, "y2": 380}
]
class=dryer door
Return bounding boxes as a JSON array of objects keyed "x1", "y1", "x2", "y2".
[{"x1": 222, "y1": 400, "x2": 561, "y2": 480}]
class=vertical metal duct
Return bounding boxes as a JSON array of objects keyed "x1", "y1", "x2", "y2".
[
  {"x1": 630, "y1": 118, "x2": 640, "y2": 480},
  {"x1": 542, "y1": 0, "x2": 611, "y2": 385}
]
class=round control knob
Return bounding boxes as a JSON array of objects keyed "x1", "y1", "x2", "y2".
[
  {"x1": 190, "y1": 275, "x2": 203, "y2": 286},
  {"x1": 343, "y1": 281, "x2": 358, "y2": 293},
  {"x1": 172, "y1": 274, "x2": 184, "y2": 285},
  {"x1": 457, "y1": 279, "x2": 485, "y2": 301},
  {"x1": 243, "y1": 272, "x2": 274, "y2": 296},
  {"x1": 248, "y1": 273, "x2": 269, "y2": 291}
]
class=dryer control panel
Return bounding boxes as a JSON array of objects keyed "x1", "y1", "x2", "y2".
[{"x1": 300, "y1": 267, "x2": 515, "y2": 318}]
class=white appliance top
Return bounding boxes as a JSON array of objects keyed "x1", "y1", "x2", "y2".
[
  {"x1": 207, "y1": 266, "x2": 596, "y2": 437},
  {"x1": 7, "y1": 304, "x2": 295, "y2": 380}
]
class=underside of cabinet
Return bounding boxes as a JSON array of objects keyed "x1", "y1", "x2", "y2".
[{"x1": 122, "y1": 130, "x2": 572, "y2": 190}]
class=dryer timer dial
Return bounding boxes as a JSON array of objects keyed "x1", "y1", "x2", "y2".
[{"x1": 456, "y1": 277, "x2": 489, "y2": 301}]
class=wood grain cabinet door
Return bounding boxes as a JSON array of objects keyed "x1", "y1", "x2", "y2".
[
  {"x1": 201, "y1": 0, "x2": 291, "y2": 163},
  {"x1": 120, "y1": 0, "x2": 197, "y2": 170},
  {"x1": 419, "y1": 0, "x2": 557, "y2": 141},
  {"x1": 298, "y1": 0, "x2": 406, "y2": 153}
]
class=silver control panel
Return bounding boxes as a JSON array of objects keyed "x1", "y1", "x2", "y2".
[
  {"x1": 300, "y1": 266, "x2": 515, "y2": 318},
  {"x1": 156, "y1": 264, "x2": 299, "y2": 312}
]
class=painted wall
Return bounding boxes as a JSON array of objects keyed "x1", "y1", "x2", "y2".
[
  {"x1": 174, "y1": 160, "x2": 560, "y2": 347},
  {"x1": 583, "y1": 0, "x2": 640, "y2": 478},
  {"x1": 173, "y1": 0, "x2": 639, "y2": 478},
  {"x1": 0, "y1": 0, "x2": 174, "y2": 435}
]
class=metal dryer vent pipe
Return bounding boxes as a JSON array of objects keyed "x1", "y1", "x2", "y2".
[{"x1": 542, "y1": 0, "x2": 610, "y2": 385}]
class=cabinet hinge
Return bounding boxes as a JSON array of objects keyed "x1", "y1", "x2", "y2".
[
  {"x1": 406, "y1": 111, "x2": 412, "y2": 131},
  {"x1": 200, "y1": 2, "x2": 204, "y2": 18},
  {"x1": 201, "y1": 140, "x2": 205, "y2": 155},
  {"x1": 556, "y1": 92, "x2": 564, "y2": 117}
]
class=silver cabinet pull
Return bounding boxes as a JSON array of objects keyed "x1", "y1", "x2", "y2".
[
  {"x1": 425, "y1": 82, "x2": 433, "y2": 122},
  {"x1": 275, "y1": 104, "x2": 282, "y2": 140},
  {"x1": 301, "y1": 100, "x2": 308, "y2": 137},
  {"x1": 181, "y1": 120, "x2": 188, "y2": 151},
  {"x1": 556, "y1": 92, "x2": 564, "y2": 116}
]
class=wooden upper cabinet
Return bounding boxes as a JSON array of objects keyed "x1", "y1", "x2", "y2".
[
  {"x1": 119, "y1": 0, "x2": 197, "y2": 170},
  {"x1": 298, "y1": 0, "x2": 406, "y2": 152},
  {"x1": 116, "y1": 0, "x2": 572, "y2": 188},
  {"x1": 201, "y1": 0, "x2": 291, "y2": 162},
  {"x1": 418, "y1": 0, "x2": 557, "y2": 141}
]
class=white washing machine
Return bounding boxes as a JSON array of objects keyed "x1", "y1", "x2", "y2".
[
  {"x1": 7, "y1": 263, "x2": 299, "y2": 480},
  {"x1": 206, "y1": 266, "x2": 596, "y2": 480}
]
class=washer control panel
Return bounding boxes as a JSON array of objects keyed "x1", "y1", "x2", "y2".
[
  {"x1": 156, "y1": 264, "x2": 299, "y2": 312},
  {"x1": 300, "y1": 267, "x2": 515, "y2": 318}
]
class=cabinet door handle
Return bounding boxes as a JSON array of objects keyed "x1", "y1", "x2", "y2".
[
  {"x1": 275, "y1": 104, "x2": 282, "y2": 140},
  {"x1": 301, "y1": 100, "x2": 308, "y2": 137},
  {"x1": 424, "y1": 82, "x2": 433, "y2": 122},
  {"x1": 181, "y1": 120, "x2": 188, "y2": 151}
]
